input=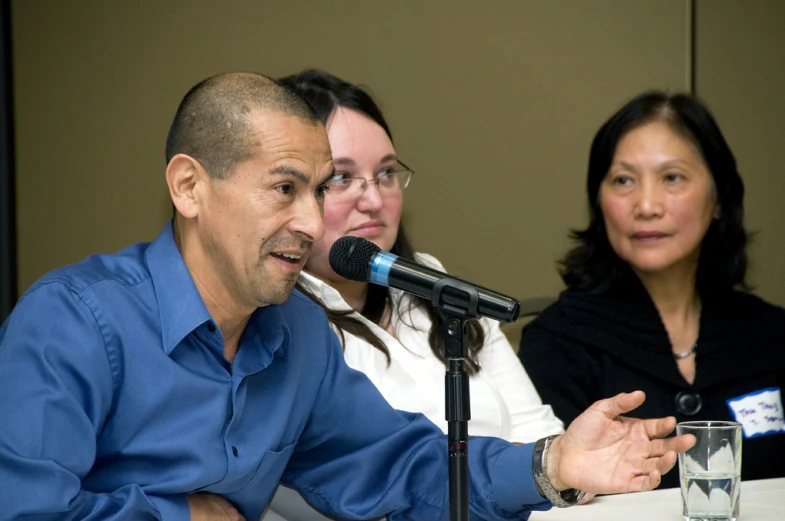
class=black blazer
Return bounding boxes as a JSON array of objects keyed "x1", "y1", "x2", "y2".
[{"x1": 518, "y1": 281, "x2": 785, "y2": 489}]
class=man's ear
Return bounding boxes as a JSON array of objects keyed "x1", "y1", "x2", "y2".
[{"x1": 166, "y1": 154, "x2": 203, "y2": 219}]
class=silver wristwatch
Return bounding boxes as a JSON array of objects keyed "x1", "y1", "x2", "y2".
[{"x1": 532, "y1": 435, "x2": 586, "y2": 508}]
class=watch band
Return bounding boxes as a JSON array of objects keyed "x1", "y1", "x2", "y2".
[{"x1": 532, "y1": 435, "x2": 586, "y2": 508}]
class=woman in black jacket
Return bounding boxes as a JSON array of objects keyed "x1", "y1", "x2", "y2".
[{"x1": 518, "y1": 90, "x2": 785, "y2": 489}]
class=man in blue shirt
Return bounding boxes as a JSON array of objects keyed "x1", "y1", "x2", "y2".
[{"x1": 0, "y1": 73, "x2": 693, "y2": 520}]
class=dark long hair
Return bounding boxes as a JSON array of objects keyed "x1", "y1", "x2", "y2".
[
  {"x1": 560, "y1": 90, "x2": 749, "y2": 295},
  {"x1": 278, "y1": 69, "x2": 485, "y2": 373}
]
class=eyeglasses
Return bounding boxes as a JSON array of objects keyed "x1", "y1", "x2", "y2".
[{"x1": 325, "y1": 161, "x2": 414, "y2": 202}]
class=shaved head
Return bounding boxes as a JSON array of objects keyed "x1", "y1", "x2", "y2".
[{"x1": 165, "y1": 72, "x2": 320, "y2": 179}]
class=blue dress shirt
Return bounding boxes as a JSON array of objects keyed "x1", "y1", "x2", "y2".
[{"x1": 0, "y1": 222, "x2": 550, "y2": 520}]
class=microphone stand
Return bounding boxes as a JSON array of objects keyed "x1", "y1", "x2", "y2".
[{"x1": 432, "y1": 279, "x2": 479, "y2": 521}]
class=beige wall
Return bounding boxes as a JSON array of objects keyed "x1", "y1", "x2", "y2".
[
  {"x1": 695, "y1": 0, "x2": 785, "y2": 306},
  {"x1": 11, "y1": 1, "x2": 784, "y2": 322}
]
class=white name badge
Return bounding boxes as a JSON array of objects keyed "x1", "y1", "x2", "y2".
[{"x1": 726, "y1": 387, "x2": 785, "y2": 438}]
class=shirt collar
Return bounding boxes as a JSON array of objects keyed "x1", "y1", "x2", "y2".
[
  {"x1": 298, "y1": 270, "x2": 355, "y2": 312},
  {"x1": 145, "y1": 221, "x2": 213, "y2": 355},
  {"x1": 241, "y1": 304, "x2": 291, "y2": 368},
  {"x1": 298, "y1": 269, "x2": 410, "y2": 311}
]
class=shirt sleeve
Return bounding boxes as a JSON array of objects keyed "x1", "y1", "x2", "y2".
[
  {"x1": 282, "y1": 328, "x2": 552, "y2": 520},
  {"x1": 476, "y1": 317, "x2": 565, "y2": 443},
  {"x1": 0, "y1": 281, "x2": 189, "y2": 520},
  {"x1": 517, "y1": 313, "x2": 600, "y2": 427}
]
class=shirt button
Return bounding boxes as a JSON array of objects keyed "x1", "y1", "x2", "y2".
[
  {"x1": 674, "y1": 391, "x2": 702, "y2": 416},
  {"x1": 232, "y1": 446, "x2": 239, "y2": 457},
  {"x1": 207, "y1": 322, "x2": 216, "y2": 333}
]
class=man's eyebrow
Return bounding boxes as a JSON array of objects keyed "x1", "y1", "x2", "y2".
[
  {"x1": 317, "y1": 170, "x2": 336, "y2": 186},
  {"x1": 270, "y1": 165, "x2": 309, "y2": 184}
]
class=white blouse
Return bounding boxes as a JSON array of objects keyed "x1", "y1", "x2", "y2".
[{"x1": 298, "y1": 253, "x2": 564, "y2": 443}]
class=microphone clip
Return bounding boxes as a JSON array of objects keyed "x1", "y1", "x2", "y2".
[
  {"x1": 432, "y1": 278, "x2": 479, "y2": 361},
  {"x1": 430, "y1": 278, "x2": 480, "y2": 320}
]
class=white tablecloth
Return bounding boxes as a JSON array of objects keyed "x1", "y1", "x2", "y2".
[{"x1": 529, "y1": 478, "x2": 785, "y2": 521}]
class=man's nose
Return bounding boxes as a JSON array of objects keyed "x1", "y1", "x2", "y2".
[{"x1": 292, "y1": 195, "x2": 326, "y2": 242}]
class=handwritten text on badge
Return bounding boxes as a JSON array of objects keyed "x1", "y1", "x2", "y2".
[{"x1": 726, "y1": 387, "x2": 785, "y2": 438}]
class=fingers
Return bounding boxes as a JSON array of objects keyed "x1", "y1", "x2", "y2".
[
  {"x1": 643, "y1": 416, "x2": 676, "y2": 439},
  {"x1": 187, "y1": 492, "x2": 245, "y2": 521},
  {"x1": 648, "y1": 438, "x2": 673, "y2": 457},
  {"x1": 592, "y1": 390, "x2": 646, "y2": 418},
  {"x1": 578, "y1": 492, "x2": 596, "y2": 505},
  {"x1": 656, "y1": 450, "x2": 678, "y2": 475},
  {"x1": 668, "y1": 433, "x2": 697, "y2": 453},
  {"x1": 221, "y1": 504, "x2": 245, "y2": 521},
  {"x1": 648, "y1": 433, "x2": 696, "y2": 458},
  {"x1": 638, "y1": 449, "x2": 679, "y2": 476},
  {"x1": 627, "y1": 469, "x2": 662, "y2": 492},
  {"x1": 219, "y1": 501, "x2": 244, "y2": 521}
]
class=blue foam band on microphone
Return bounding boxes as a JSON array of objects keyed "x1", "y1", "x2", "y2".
[{"x1": 370, "y1": 251, "x2": 397, "y2": 286}]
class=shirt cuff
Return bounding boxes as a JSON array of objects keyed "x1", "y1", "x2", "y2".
[
  {"x1": 148, "y1": 494, "x2": 191, "y2": 520},
  {"x1": 492, "y1": 443, "x2": 552, "y2": 513}
]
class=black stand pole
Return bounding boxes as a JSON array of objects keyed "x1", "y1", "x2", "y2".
[
  {"x1": 432, "y1": 279, "x2": 479, "y2": 521},
  {"x1": 0, "y1": 0, "x2": 18, "y2": 322}
]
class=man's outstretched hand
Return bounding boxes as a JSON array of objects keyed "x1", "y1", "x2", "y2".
[
  {"x1": 188, "y1": 493, "x2": 245, "y2": 521},
  {"x1": 546, "y1": 391, "x2": 696, "y2": 494}
]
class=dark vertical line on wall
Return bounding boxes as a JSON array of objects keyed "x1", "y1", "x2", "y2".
[
  {"x1": 688, "y1": 0, "x2": 697, "y2": 94},
  {"x1": 0, "y1": 0, "x2": 18, "y2": 321}
]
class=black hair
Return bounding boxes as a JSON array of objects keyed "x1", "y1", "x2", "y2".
[
  {"x1": 165, "y1": 72, "x2": 319, "y2": 179},
  {"x1": 561, "y1": 90, "x2": 748, "y2": 295}
]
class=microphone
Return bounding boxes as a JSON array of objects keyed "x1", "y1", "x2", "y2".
[{"x1": 328, "y1": 236, "x2": 520, "y2": 322}]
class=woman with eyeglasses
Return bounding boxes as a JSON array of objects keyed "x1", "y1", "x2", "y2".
[{"x1": 261, "y1": 69, "x2": 563, "y2": 520}]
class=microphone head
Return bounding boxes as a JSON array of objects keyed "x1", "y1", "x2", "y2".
[{"x1": 329, "y1": 236, "x2": 381, "y2": 282}]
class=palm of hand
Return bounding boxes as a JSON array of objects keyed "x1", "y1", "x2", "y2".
[{"x1": 554, "y1": 391, "x2": 686, "y2": 495}]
